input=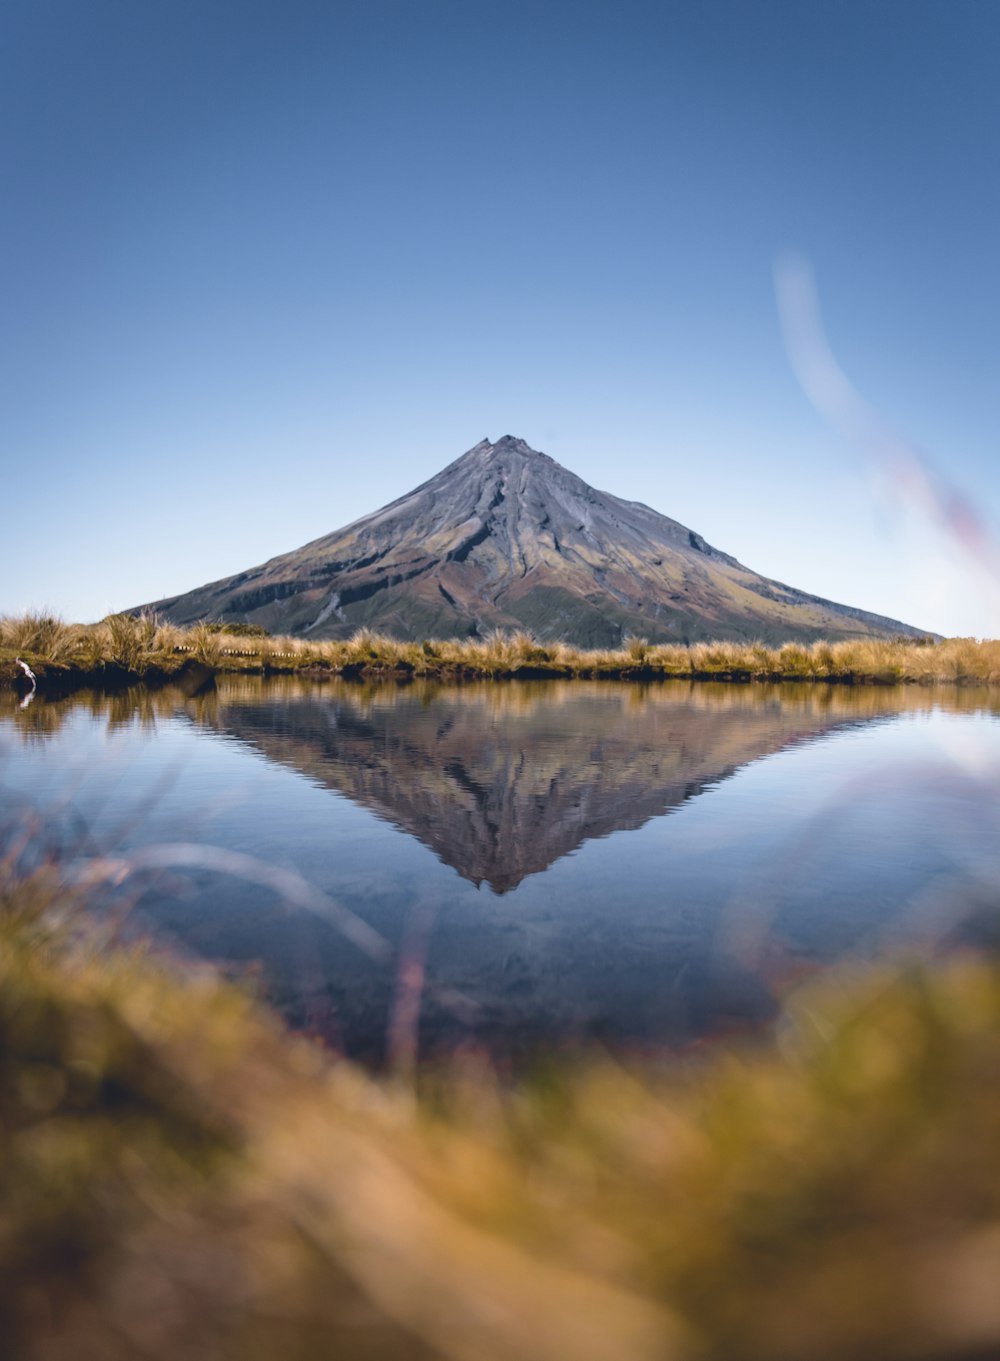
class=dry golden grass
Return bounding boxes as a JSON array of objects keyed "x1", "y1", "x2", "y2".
[
  {"x1": 0, "y1": 611, "x2": 83, "y2": 663},
  {"x1": 3, "y1": 614, "x2": 1000, "y2": 687}
]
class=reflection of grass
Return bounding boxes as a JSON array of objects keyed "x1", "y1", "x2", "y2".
[
  {"x1": 3, "y1": 613, "x2": 1000, "y2": 688},
  {"x1": 5, "y1": 863, "x2": 1000, "y2": 1359},
  {"x1": 8, "y1": 673, "x2": 999, "y2": 756}
]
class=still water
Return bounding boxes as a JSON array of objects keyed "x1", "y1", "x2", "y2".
[{"x1": 2, "y1": 676, "x2": 999, "y2": 1066}]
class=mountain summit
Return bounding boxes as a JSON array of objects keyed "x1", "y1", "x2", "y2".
[{"x1": 146, "y1": 436, "x2": 924, "y2": 644}]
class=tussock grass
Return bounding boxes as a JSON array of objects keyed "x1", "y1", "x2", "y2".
[
  {"x1": 190, "y1": 620, "x2": 223, "y2": 666},
  {"x1": 0, "y1": 611, "x2": 187, "y2": 682},
  {"x1": 4, "y1": 857, "x2": 1000, "y2": 1358},
  {"x1": 0, "y1": 611, "x2": 83, "y2": 663},
  {"x1": 103, "y1": 611, "x2": 156, "y2": 670},
  {"x1": 3, "y1": 613, "x2": 1000, "y2": 688}
]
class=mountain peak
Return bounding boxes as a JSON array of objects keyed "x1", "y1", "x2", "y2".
[
  {"x1": 464, "y1": 435, "x2": 559, "y2": 481},
  {"x1": 469, "y1": 434, "x2": 547, "y2": 459}
]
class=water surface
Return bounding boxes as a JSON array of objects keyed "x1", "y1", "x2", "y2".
[{"x1": 3, "y1": 677, "x2": 999, "y2": 1065}]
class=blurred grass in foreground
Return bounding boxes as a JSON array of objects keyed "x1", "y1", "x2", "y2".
[
  {"x1": 2, "y1": 611, "x2": 1000, "y2": 687},
  {"x1": 3, "y1": 860, "x2": 1000, "y2": 1360}
]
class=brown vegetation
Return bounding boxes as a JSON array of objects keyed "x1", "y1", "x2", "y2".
[{"x1": 2, "y1": 613, "x2": 999, "y2": 690}]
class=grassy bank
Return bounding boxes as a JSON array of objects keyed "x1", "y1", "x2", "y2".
[
  {"x1": 2, "y1": 611, "x2": 999, "y2": 692},
  {"x1": 4, "y1": 862, "x2": 1000, "y2": 1359}
]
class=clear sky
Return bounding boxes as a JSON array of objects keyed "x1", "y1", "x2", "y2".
[{"x1": 3, "y1": 0, "x2": 998, "y2": 636}]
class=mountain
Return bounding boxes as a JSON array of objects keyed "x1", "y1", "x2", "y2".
[{"x1": 145, "y1": 435, "x2": 924, "y2": 645}]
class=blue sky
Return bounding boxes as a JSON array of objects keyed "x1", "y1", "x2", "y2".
[{"x1": 3, "y1": 0, "x2": 998, "y2": 635}]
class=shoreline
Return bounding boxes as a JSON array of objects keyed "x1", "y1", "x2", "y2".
[
  {"x1": 2, "y1": 615, "x2": 998, "y2": 696},
  {"x1": 3, "y1": 651, "x2": 999, "y2": 699}
]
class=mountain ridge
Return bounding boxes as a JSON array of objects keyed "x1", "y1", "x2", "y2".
[{"x1": 143, "y1": 435, "x2": 926, "y2": 645}]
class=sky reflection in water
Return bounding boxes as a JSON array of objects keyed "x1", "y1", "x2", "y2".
[{"x1": 2, "y1": 677, "x2": 999, "y2": 1067}]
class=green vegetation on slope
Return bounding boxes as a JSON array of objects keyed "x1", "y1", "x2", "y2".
[
  {"x1": 3, "y1": 860, "x2": 1000, "y2": 1360},
  {"x1": 2, "y1": 612, "x2": 999, "y2": 692}
]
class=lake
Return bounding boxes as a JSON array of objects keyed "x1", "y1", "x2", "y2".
[{"x1": 2, "y1": 675, "x2": 999, "y2": 1068}]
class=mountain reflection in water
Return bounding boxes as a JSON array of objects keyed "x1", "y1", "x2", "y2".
[
  {"x1": 194, "y1": 679, "x2": 879, "y2": 891},
  {"x1": 3, "y1": 678, "x2": 999, "y2": 1067}
]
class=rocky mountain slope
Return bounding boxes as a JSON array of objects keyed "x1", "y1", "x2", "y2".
[{"x1": 145, "y1": 435, "x2": 924, "y2": 645}]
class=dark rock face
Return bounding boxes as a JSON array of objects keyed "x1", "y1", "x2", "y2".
[{"x1": 144, "y1": 435, "x2": 924, "y2": 644}]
